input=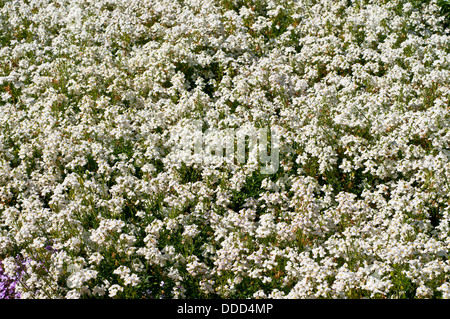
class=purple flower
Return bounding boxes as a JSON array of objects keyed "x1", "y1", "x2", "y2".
[
  {"x1": 45, "y1": 245, "x2": 57, "y2": 253},
  {"x1": 0, "y1": 260, "x2": 22, "y2": 299}
]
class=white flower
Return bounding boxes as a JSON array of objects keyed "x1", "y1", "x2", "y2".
[
  {"x1": 88, "y1": 252, "x2": 104, "y2": 265},
  {"x1": 182, "y1": 224, "x2": 200, "y2": 239},
  {"x1": 108, "y1": 284, "x2": 124, "y2": 298},
  {"x1": 416, "y1": 284, "x2": 433, "y2": 298},
  {"x1": 437, "y1": 283, "x2": 450, "y2": 299},
  {"x1": 123, "y1": 273, "x2": 140, "y2": 287}
]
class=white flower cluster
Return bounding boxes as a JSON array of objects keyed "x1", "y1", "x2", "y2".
[{"x1": 0, "y1": 0, "x2": 449, "y2": 299}]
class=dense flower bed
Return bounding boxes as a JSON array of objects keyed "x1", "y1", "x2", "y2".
[{"x1": 0, "y1": 0, "x2": 449, "y2": 298}]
